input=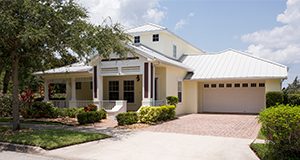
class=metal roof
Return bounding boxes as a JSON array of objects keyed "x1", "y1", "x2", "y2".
[
  {"x1": 182, "y1": 49, "x2": 288, "y2": 80},
  {"x1": 126, "y1": 23, "x2": 166, "y2": 33},
  {"x1": 129, "y1": 43, "x2": 193, "y2": 71},
  {"x1": 34, "y1": 63, "x2": 92, "y2": 75}
]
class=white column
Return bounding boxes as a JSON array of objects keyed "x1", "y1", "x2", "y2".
[
  {"x1": 148, "y1": 62, "x2": 151, "y2": 102},
  {"x1": 66, "y1": 79, "x2": 71, "y2": 100},
  {"x1": 44, "y1": 80, "x2": 49, "y2": 101},
  {"x1": 98, "y1": 76, "x2": 103, "y2": 101},
  {"x1": 152, "y1": 65, "x2": 156, "y2": 105},
  {"x1": 71, "y1": 77, "x2": 76, "y2": 101}
]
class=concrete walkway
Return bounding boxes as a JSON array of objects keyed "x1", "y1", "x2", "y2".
[{"x1": 45, "y1": 131, "x2": 259, "y2": 160}]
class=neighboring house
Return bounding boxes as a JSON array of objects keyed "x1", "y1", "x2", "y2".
[{"x1": 35, "y1": 23, "x2": 288, "y2": 114}]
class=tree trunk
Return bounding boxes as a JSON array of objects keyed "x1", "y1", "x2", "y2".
[
  {"x1": 2, "y1": 69, "x2": 11, "y2": 94},
  {"x1": 11, "y1": 52, "x2": 20, "y2": 131}
]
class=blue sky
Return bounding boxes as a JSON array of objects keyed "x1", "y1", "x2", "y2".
[
  {"x1": 78, "y1": 0, "x2": 299, "y2": 85},
  {"x1": 160, "y1": 0, "x2": 285, "y2": 52}
]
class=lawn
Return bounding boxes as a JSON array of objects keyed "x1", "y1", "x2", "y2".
[
  {"x1": 250, "y1": 143, "x2": 269, "y2": 160},
  {"x1": 0, "y1": 117, "x2": 72, "y2": 126},
  {"x1": 0, "y1": 127, "x2": 110, "y2": 150}
]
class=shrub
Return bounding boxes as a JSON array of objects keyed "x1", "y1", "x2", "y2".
[
  {"x1": 266, "y1": 91, "x2": 284, "y2": 107},
  {"x1": 166, "y1": 96, "x2": 179, "y2": 106},
  {"x1": 21, "y1": 101, "x2": 57, "y2": 118},
  {"x1": 259, "y1": 104, "x2": 300, "y2": 158},
  {"x1": 138, "y1": 105, "x2": 176, "y2": 124},
  {"x1": 84, "y1": 104, "x2": 97, "y2": 112},
  {"x1": 287, "y1": 94, "x2": 300, "y2": 106},
  {"x1": 77, "y1": 111, "x2": 103, "y2": 125},
  {"x1": 99, "y1": 108, "x2": 107, "y2": 119},
  {"x1": 55, "y1": 107, "x2": 84, "y2": 118},
  {"x1": 116, "y1": 112, "x2": 138, "y2": 126},
  {"x1": 0, "y1": 94, "x2": 12, "y2": 117}
]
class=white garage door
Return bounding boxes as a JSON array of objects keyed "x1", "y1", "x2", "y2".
[{"x1": 203, "y1": 82, "x2": 265, "y2": 113}]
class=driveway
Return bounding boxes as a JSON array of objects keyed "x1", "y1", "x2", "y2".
[
  {"x1": 45, "y1": 131, "x2": 259, "y2": 160},
  {"x1": 145, "y1": 114, "x2": 260, "y2": 139}
]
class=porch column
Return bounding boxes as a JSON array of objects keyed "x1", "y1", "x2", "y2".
[
  {"x1": 152, "y1": 65, "x2": 156, "y2": 105},
  {"x1": 93, "y1": 64, "x2": 103, "y2": 108},
  {"x1": 71, "y1": 77, "x2": 76, "y2": 101},
  {"x1": 43, "y1": 80, "x2": 49, "y2": 101},
  {"x1": 142, "y1": 62, "x2": 152, "y2": 106}
]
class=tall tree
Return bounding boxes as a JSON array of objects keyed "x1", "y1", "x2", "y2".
[
  {"x1": 284, "y1": 76, "x2": 300, "y2": 94},
  {"x1": 0, "y1": 0, "x2": 130, "y2": 130}
]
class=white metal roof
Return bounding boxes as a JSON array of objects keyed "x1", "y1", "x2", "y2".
[
  {"x1": 126, "y1": 23, "x2": 166, "y2": 34},
  {"x1": 34, "y1": 63, "x2": 92, "y2": 75},
  {"x1": 129, "y1": 43, "x2": 193, "y2": 71},
  {"x1": 182, "y1": 49, "x2": 288, "y2": 80}
]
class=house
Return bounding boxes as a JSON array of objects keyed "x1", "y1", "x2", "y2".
[{"x1": 35, "y1": 23, "x2": 288, "y2": 114}]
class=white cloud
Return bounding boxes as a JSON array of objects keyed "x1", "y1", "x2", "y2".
[
  {"x1": 241, "y1": 0, "x2": 300, "y2": 64},
  {"x1": 75, "y1": 0, "x2": 166, "y2": 27},
  {"x1": 174, "y1": 12, "x2": 195, "y2": 31}
]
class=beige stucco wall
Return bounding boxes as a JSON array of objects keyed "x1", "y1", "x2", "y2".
[
  {"x1": 197, "y1": 82, "x2": 204, "y2": 113},
  {"x1": 182, "y1": 81, "x2": 198, "y2": 114},
  {"x1": 76, "y1": 82, "x2": 93, "y2": 100},
  {"x1": 165, "y1": 65, "x2": 187, "y2": 115},
  {"x1": 155, "y1": 67, "x2": 166, "y2": 101},
  {"x1": 265, "y1": 79, "x2": 282, "y2": 92},
  {"x1": 103, "y1": 75, "x2": 142, "y2": 111},
  {"x1": 130, "y1": 31, "x2": 202, "y2": 59}
]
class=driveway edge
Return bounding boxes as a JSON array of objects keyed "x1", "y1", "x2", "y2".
[{"x1": 0, "y1": 142, "x2": 46, "y2": 154}]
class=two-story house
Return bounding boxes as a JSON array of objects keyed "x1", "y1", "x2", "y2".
[{"x1": 35, "y1": 23, "x2": 288, "y2": 114}]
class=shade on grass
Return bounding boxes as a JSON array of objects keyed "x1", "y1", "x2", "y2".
[{"x1": 0, "y1": 127, "x2": 110, "y2": 150}]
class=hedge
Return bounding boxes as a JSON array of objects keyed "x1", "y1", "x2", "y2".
[
  {"x1": 287, "y1": 94, "x2": 300, "y2": 106},
  {"x1": 138, "y1": 105, "x2": 176, "y2": 124},
  {"x1": 77, "y1": 109, "x2": 106, "y2": 125},
  {"x1": 116, "y1": 112, "x2": 138, "y2": 126},
  {"x1": 0, "y1": 94, "x2": 12, "y2": 117},
  {"x1": 259, "y1": 104, "x2": 300, "y2": 158},
  {"x1": 21, "y1": 101, "x2": 57, "y2": 118},
  {"x1": 266, "y1": 91, "x2": 284, "y2": 108}
]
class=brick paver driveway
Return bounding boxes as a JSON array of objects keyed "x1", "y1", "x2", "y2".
[{"x1": 145, "y1": 114, "x2": 260, "y2": 139}]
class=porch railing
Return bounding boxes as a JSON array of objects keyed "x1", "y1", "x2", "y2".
[
  {"x1": 152, "y1": 100, "x2": 166, "y2": 106},
  {"x1": 50, "y1": 100, "x2": 67, "y2": 108},
  {"x1": 98, "y1": 100, "x2": 127, "y2": 116},
  {"x1": 75, "y1": 100, "x2": 94, "y2": 107}
]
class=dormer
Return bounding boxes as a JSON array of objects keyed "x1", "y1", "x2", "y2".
[{"x1": 126, "y1": 23, "x2": 205, "y2": 60}]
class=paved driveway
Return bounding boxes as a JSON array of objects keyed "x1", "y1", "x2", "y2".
[
  {"x1": 46, "y1": 131, "x2": 259, "y2": 160},
  {"x1": 145, "y1": 114, "x2": 260, "y2": 139}
]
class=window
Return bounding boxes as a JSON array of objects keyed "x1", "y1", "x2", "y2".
[
  {"x1": 90, "y1": 81, "x2": 93, "y2": 90},
  {"x1": 124, "y1": 80, "x2": 134, "y2": 103},
  {"x1": 251, "y1": 83, "x2": 257, "y2": 87},
  {"x1": 109, "y1": 81, "x2": 119, "y2": 100},
  {"x1": 134, "y1": 36, "x2": 140, "y2": 43},
  {"x1": 226, "y1": 83, "x2": 232, "y2": 88},
  {"x1": 173, "y1": 45, "x2": 177, "y2": 58},
  {"x1": 234, "y1": 83, "x2": 240, "y2": 87},
  {"x1": 242, "y1": 83, "x2": 248, "y2": 87},
  {"x1": 219, "y1": 84, "x2": 225, "y2": 88},
  {"x1": 153, "y1": 34, "x2": 159, "y2": 42},
  {"x1": 76, "y1": 82, "x2": 81, "y2": 90},
  {"x1": 211, "y1": 84, "x2": 217, "y2": 88},
  {"x1": 259, "y1": 83, "x2": 265, "y2": 87},
  {"x1": 204, "y1": 84, "x2": 209, "y2": 88},
  {"x1": 178, "y1": 81, "x2": 182, "y2": 103}
]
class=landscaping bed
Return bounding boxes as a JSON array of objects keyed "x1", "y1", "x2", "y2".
[{"x1": 0, "y1": 127, "x2": 110, "y2": 150}]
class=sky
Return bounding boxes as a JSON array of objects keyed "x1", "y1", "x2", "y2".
[{"x1": 76, "y1": 0, "x2": 300, "y2": 86}]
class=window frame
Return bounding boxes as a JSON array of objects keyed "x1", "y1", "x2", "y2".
[
  {"x1": 76, "y1": 82, "x2": 81, "y2": 90},
  {"x1": 251, "y1": 83, "x2": 257, "y2": 87},
  {"x1": 134, "y1": 36, "x2": 140, "y2": 44},
  {"x1": 173, "y1": 44, "x2": 177, "y2": 58},
  {"x1": 259, "y1": 83, "x2": 265, "y2": 87},
  {"x1": 109, "y1": 81, "x2": 119, "y2": 100},
  {"x1": 152, "y1": 34, "x2": 159, "y2": 42},
  {"x1": 123, "y1": 80, "x2": 135, "y2": 103},
  {"x1": 178, "y1": 81, "x2": 182, "y2": 103}
]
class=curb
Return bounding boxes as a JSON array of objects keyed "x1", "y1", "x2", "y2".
[{"x1": 0, "y1": 142, "x2": 46, "y2": 154}]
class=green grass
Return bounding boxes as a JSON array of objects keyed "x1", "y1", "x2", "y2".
[
  {"x1": 0, "y1": 117, "x2": 69, "y2": 125},
  {"x1": 250, "y1": 143, "x2": 269, "y2": 159},
  {"x1": 0, "y1": 127, "x2": 110, "y2": 150}
]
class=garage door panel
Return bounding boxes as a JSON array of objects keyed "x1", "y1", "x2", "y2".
[{"x1": 203, "y1": 86, "x2": 265, "y2": 113}]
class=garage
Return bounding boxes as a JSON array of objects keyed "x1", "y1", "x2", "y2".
[{"x1": 202, "y1": 82, "x2": 265, "y2": 113}]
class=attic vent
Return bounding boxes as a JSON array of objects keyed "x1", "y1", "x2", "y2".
[
  {"x1": 101, "y1": 67, "x2": 118, "y2": 74},
  {"x1": 122, "y1": 66, "x2": 140, "y2": 73}
]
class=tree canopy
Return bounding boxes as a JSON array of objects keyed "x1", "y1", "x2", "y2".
[
  {"x1": 0, "y1": 0, "x2": 131, "y2": 130},
  {"x1": 283, "y1": 77, "x2": 300, "y2": 94}
]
